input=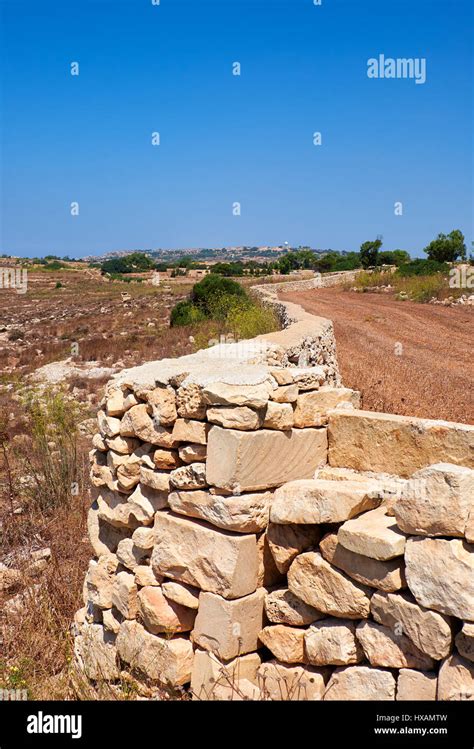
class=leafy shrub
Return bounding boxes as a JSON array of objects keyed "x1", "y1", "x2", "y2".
[
  {"x1": 397, "y1": 259, "x2": 449, "y2": 277},
  {"x1": 170, "y1": 301, "x2": 206, "y2": 327},
  {"x1": 191, "y1": 274, "x2": 246, "y2": 316}
]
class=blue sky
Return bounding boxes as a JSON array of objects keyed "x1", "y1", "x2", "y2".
[{"x1": 1, "y1": 0, "x2": 472, "y2": 258}]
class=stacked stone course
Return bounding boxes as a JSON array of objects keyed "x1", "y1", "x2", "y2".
[{"x1": 75, "y1": 290, "x2": 474, "y2": 701}]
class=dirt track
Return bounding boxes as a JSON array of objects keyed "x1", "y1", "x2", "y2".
[{"x1": 281, "y1": 288, "x2": 474, "y2": 425}]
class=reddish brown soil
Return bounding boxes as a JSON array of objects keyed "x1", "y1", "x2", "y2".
[{"x1": 281, "y1": 288, "x2": 474, "y2": 425}]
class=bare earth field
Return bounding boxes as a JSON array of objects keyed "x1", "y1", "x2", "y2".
[{"x1": 281, "y1": 287, "x2": 474, "y2": 425}]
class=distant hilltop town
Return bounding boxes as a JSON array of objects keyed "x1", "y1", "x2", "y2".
[{"x1": 82, "y1": 246, "x2": 339, "y2": 264}]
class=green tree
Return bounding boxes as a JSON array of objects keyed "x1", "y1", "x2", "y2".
[
  {"x1": 423, "y1": 230, "x2": 466, "y2": 263},
  {"x1": 359, "y1": 239, "x2": 382, "y2": 269}
]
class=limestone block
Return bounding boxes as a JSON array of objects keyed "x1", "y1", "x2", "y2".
[
  {"x1": 176, "y1": 383, "x2": 207, "y2": 420},
  {"x1": 338, "y1": 507, "x2": 407, "y2": 560},
  {"x1": 206, "y1": 425, "x2": 328, "y2": 492},
  {"x1": 106, "y1": 435, "x2": 140, "y2": 455},
  {"x1": 169, "y1": 463, "x2": 207, "y2": 490},
  {"x1": 87, "y1": 502, "x2": 130, "y2": 556},
  {"x1": 265, "y1": 588, "x2": 324, "y2": 626},
  {"x1": 319, "y1": 532, "x2": 406, "y2": 592},
  {"x1": 202, "y1": 381, "x2": 272, "y2": 409},
  {"x1": 257, "y1": 661, "x2": 328, "y2": 701},
  {"x1": 131, "y1": 527, "x2": 155, "y2": 550},
  {"x1": 151, "y1": 512, "x2": 259, "y2": 599},
  {"x1": 288, "y1": 552, "x2": 372, "y2": 619},
  {"x1": 162, "y1": 581, "x2": 200, "y2": 610},
  {"x1": 153, "y1": 448, "x2": 181, "y2": 469},
  {"x1": 116, "y1": 620, "x2": 193, "y2": 686},
  {"x1": 145, "y1": 386, "x2": 177, "y2": 427},
  {"x1": 271, "y1": 479, "x2": 380, "y2": 525},
  {"x1": 171, "y1": 419, "x2": 209, "y2": 445},
  {"x1": 370, "y1": 591, "x2": 452, "y2": 660},
  {"x1": 116, "y1": 538, "x2": 149, "y2": 572},
  {"x1": 134, "y1": 565, "x2": 162, "y2": 587},
  {"x1": 190, "y1": 649, "x2": 261, "y2": 700},
  {"x1": 192, "y1": 589, "x2": 265, "y2": 660},
  {"x1": 74, "y1": 623, "x2": 119, "y2": 680},
  {"x1": 324, "y1": 666, "x2": 396, "y2": 701},
  {"x1": 305, "y1": 619, "x2": 364, "y2": 666},
  {"x1": 138, "y1": 586, "x2": 196, "y2": 634},
  {"x1": 405, "y1": 537, "x2": 474, "y2": 620},
  {"x1": 207, "y1": 406, "x2": 263, "y2": 431},
  {"x1": 356, "y1": 621, "x2": 435, "y2": 670},
  {"x1": 97, "y1": 410, "x2": 121, "y2": 438},
  {"x1": 267, "y1": 522, "x2": 320, "y2": 574},
  {"x1": 102, "y1": 608, "x2": 122, "y2": 635},
  {"x1": 179, "y1": 443, "x2": 207, "y2": 464},
  {"x1": 394, "y1": 463, "x2": 474, "y2": 538},
  {"x1": 456, "y1": 623, "x2": 474, "y2": 663},
  {"x1": 119, "y1": 404, "x2": 175, "y2": 445},
  {"x1": 263, "y1": 401, "x2": 294, "y2": 430},
  {"x1": 258, "y1": 625, "x2": 306, "y2": 664},
  {"x1": 270, "y1": 384, "x2": 298, "y2": 404},
  {"x1": 86, "y1": 555, "x2": 118, "y2": 610},
  {"x1": 396, "y1": 669, "x2": 437, "y2": 701},
  {"x1": 112, "y1": 571, "x2": 138, "y2": 619},
  {"x1": 293, "y1": 387, "x2": 360, "y2": 428},
  {"x1": 328, "y1": 410, "x2": 474, "y2": 477},
  {"x1": 168, "y1": 489, "x2": 271, "y2": 533},
  {"x1": 437, "y1": 654, "x2": 474, "y2": 700}
]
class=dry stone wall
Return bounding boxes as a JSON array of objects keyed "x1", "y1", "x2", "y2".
[{"x1": 74, "y1": 288, "x2": 474, "y2": 701}]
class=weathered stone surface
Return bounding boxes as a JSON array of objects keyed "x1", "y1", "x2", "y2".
[
  {"x1": 116, "y1": 620, "x2": 193, "y2": 686},
  {"x1": 328, "y1": 410, "x2": 474, "y2": 477},
  {"x1": 370, "y1": 591, "x2": 453, "y2": 660},
  {"x1": 86, "y1": 555, "x2": 118, "y2": 609},
  {"x1": 357, "y1": 621, "x2": 435, "y2": 670},
  {"x1": 192, "y1": 589, "x2": 265, "y2": 660},
  {"x1": 138, "y1": 586, "x2": 196, "y2": 634},
  {"x1": 169, "y1": 463, "x2": 207, "y2": 490},
  {"x1": 92, "y1": 432, "x2": 108, "y2": 451},
  {"x1": 98, "y1": 484, "x2": 167, "y2": 530},
  {"x1": 263, "y1": 401, "x2": 294, "y2": 430},
  {"x1": 0, "y1": 565, "x2": 21, "y2": 592},
  {"x1": 257, "y1": 661, "x2": 328, "y2": 701},
  {"x1": 320, "y1": 532, "x2": 406, "y2": 592},
  {"x1": 131, "y1": 526, "x2": 155, "y2": 550},
  {"x1": 98, "y1": 410, "x2": 121, "y2": 438},
  {"x1": 151, "y1": 512, "x2": 259, "y2": 599},
  {"x1": 465, "y1": 508, "x2": 474, "y2": 544},
  {"x1": 438, "y1": 654, "x2": 474, "y2": 700},
  {"x1": 270, "y1": 368, "x2": 294, "y2": 386},
  {"x1": 120, "y1": 404, "x2": 176, "y2": 445},
  {"x1": 338, "y1": 507, "x2": 407, "y2": 560},
  {"x1": 270, "y1": 384, "x2": 298, "y2": 403},
  {"x1": 134, "y1": 565, "x2": 162, "y2": 587},
  {"x1": 153, "y1": 448, "x2": 181, "y2": 469},
  {"x1": 324, "y1": 665, "x2": 396, "y2": 701},
  {"x1": 206, "y1": 425, "x2": 328, "y2": 492},
  {"x1": 271, "y1": 479, "x2": 380, "y2": 525},
  {"x1": 291, "y1": 367, "x2": 326, "y2": 391},
  {"x1": 75, "y1": 623, "x2": 119, "y2": 680},
  {"x1": 256, "y1": 531, "x2": 285, "y2": 588},
  {"x1": 145, "y1": 386, "x2": 177, "y2": 427},
  {"x1": 265, "y1": 588, "x2": 324, "y2": 626},
  {"x1": 106, "y1": 389, "x2": 127, "y2": 417},
  {"x1": 102, "y1": 608, "x2": 122, "y2": 635},
  {"x1": 202, "y1": 381, "x2": 272, "y2": 409},
  {"x1": 162, "y1": 580, "x2": 200, "y2": 610},
  {"x1": 168, "y1": 489, "x2": 271, "y2": 533},
  {"x1": 116, "y1": 538, "x2": 149, "y2": 572},
  {"x1": 88, "y1": 502, "x2": 130, "y2": 556},
  {"x1": 179, "y1": 443, "x2": 207, "y2": 464},
  {"x1": 259, "y1": 625, "x2": 306, "y2": 664},
  {"x1": 171, "y1": 419, "x2": 209, "y2": 445},
  {"x1": 288, "y1": 552, "x2": 372, "y2": 619},
  {"x1": 139, "y1": 466, "x2": 171, "y2": 493},
  {"x1": 456, "y1": 623, "x2": 474, "y2": 663},
  {"x1": 106, "y1": 435, "x2": 140, "y2": 454},
  {"x1": 293, "y1": 387, "x2": 360, "y2": 428},
  {"x1": 394, "y1": 463, "x2": 474, "y2": 538},
  {"x1": 305, "y1": 619, "x2": 364, "y2": 666},
  {"x1": 207, "y1": 406, "x2": 263, "y2": 431},
  {"x1": 112, "y1": 571, "x2": 138, "y2": 619},
  {"x1": 267, "y1": 522, "x2": 320, "y2": 574},
  {"x1": 176, "y1": 383, "x2": 207, "y2": 420},
  {"x1": 397, "y1": 669, "x2": 437, "y2": 701},
  {"x1": 190, "y1": 649, "x2": 261, "y2": 700},
  {"x1": 405, "y1": 537, "x2": 474, "y2": 620}
]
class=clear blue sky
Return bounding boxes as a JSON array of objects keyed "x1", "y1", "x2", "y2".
[{"x1": 1, "y1": 0, "x2": 472, "y2": 258}]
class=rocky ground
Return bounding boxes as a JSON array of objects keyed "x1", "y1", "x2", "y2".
[{"x1": 281, "y1": 287, "x2": 473, "y2": 425}]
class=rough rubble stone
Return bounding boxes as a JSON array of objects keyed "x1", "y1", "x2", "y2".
[
  {"x1": 116, "y1": 538, "x2": 149, "y2": 572},
  {"x1": 356, "y1": 621, "x2": 435, "y2": 670},
  {"x1": 75, "y1": 623, "x2": 119, "y2": 680},
  {"x1": 138, "y1": 586, "x2": 196, "y2": 634},
  {"x1": 319, "y1": 532, "x2": 406, "y2": 592},
  {"x1": 178, "y1": 443, "x2": 207, "y2": 464},
  {"x1": 293, "y1": 387, "x2": 360, "y2": 428},
  {"x1": 265, "y1": 588, "x2": 324, "y2": 626},
  {"x1": 162, "y1": 580, "x2": 200, "y2": 610},
  {"x1": 288, "y1": 552, "x2": 372, "y2": 619},
  {"x1": 176, "y1": 383, "x2": 207, "y2": 420},
  {"x1": 258, "y1": 625, "x2": 306, "y2": 664},
  {"x1": 145, "y1": 386, "x2": 177, "y2": 427},
  {"x1": 192, "y1": 589, "x2": 265, "y2": 660},
  {"x1": 370, "y1": 591, "x2": 453, "y2": 660},
  {"x1": 207, "y1": 406, "x2": 263, "y2": 431},
  {"x1": 151, "y1": 512, "x2": 259, "y2": 599},
  {"x1": 405, "y1": 537, "x2": 474, "y2": 620},
  {"x1": 86, "y1": 555, "x2": 118, "y2": 610},
  {"x1": 324, "y1": 665, "x2": 396, "y2": 701},
  {"x1": 139, "y1": 466, "x2": 171, "y2": 493},
  {"x1": 455, "y1": 623, "x2": 474, "y2": 663},
  {"x1": 397, "y1": 669, "x2": 437, "y2": 701},
  {"x1": 88, "y1": 502, "x2": 130, "y2": 556},
  {"x1": 206, "y1": 425, "x2": 328, "y2": 492},
  {"x1": 305, "y1": 619, "x2": 364, "y2": 666},
  {"x1": 112, "y1": 570, "x2": 138, "y2": 619},
  {"x1": 202, "y1": 381, "x2": 272, "y2": 409},
  {"x1": 267, "y1": 522, "x2": 321, "y2": 574},
  {"x1": 116, "y1": 620, "x2": 193, "y2": 686},
  {"x1": 169, "y1": 463, "x2": 207, "y2": 490},
  {"x1": 168, "y1": 489, "x2": 271, "y2": 533},
  {"x1": 171, "y1": 419, "x2": 209, "y2": 445},
  {"x1": 263, "y1": 401, "x2": 294, "y2": 430},
  {"x1": 270, "y1": 384, "x2": 298, "y2": 403},
  {"x1": 437, "y1": 654, "x2": 474, "y2": 700},
  {"x1": 271, "y1": 479, "x2": 380, "y2": 525},
  {"x1": 134, "y1": 565, "x2": 162, "y2": 587},
  {"x1": 338, "y1": 507, "x2": 407, "y2": 560},
  {"x1": 257, "y1": 661, "x2": 328, "y2": 701},
  {"x1": 153, "y1": 448, "x2": 181, "y2": 470},
  {"x1": 190, "y1": 649, "x2": 261, "y2": 700}
]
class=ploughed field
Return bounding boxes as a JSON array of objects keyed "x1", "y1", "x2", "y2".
[{"x1": 281, "y1": 287, "x2": 473, "y2": 425}]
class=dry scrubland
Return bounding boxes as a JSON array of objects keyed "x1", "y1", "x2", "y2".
[
  {"x1": 0, "y1": 265, "x2": 472, "y2": 700},
  {"x1": 282, "y1": 288, "x2": 473, "y2": 425}
]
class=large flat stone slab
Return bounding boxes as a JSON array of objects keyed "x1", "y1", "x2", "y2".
[
  {"x1": 206, "y1": 425, "x2": 328, "y2": 492},
  {"x1": 328, "y1": 410, "x2": 474, "y2": 477},
  {"x1": 337, "y1": 507, "x2": 407, "y2": 561},
  {"x1": 271, "y1": 479, "x2": 380, "y2": 525}
]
